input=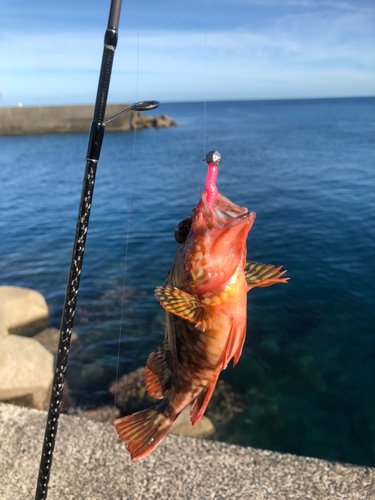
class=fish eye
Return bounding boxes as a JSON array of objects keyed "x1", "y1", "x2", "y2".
[{"x1": 174, "y1": 217, "x2": 192, "y2": 244}]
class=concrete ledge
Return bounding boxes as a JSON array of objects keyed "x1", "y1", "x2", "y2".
[
  {"x1": 1, "y1": 403, "x2": 373, "y2": 499},
  {"x1": 0, "y1": 105, "x2": 177, "y2": 136}
]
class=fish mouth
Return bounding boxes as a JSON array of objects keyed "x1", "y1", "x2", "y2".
[
  {"x1": 183, "y1": 189, "x2": 256, "y2": 292},
  {"x1": 200, "y1": 190, "x2": 255, "y2": 228}
]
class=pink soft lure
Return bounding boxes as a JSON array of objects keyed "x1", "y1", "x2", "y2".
[{"x1": 205, "y1": 162, "x2": 218, "y2": 210}]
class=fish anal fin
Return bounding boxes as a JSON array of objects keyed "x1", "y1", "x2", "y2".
[
  {"x1": 114, "y1": 406, "x2": 174, "y2": 461},
  {"x1": 155, "y1": 285, "x2": 216, "y2": 331},
  {"x1": 245, "y1": 261, "x2": 289, "y2": 291},
  {"x1": 220, "y1": 319, "x2": 247, "y2": 370},
  {"x1": 190, "y1": 380, "x2": 217, "y2": 426},
  {"x1": 145, "y1": 347, "x2": 171, "y2": 399},
  {"x1": 232, "y1": 322, "x2": 247, "y2": 367}
]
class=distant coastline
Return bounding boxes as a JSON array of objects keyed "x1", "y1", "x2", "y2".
[{"x1": 0, "y1": 104, "x2": 177, "y2": 136}]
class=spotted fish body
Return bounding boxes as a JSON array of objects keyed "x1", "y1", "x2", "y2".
[{"x1": 114, "y1": 190, "x2": 288, "y2": 460}]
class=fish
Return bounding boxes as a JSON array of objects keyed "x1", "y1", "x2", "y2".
[{"x1": 114, "y1": 189, "x2": 289, "y2": 460}]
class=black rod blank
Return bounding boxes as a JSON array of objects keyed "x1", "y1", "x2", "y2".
[{"x1": 35, "y1": 1, "x2": 123, "y2": 498}]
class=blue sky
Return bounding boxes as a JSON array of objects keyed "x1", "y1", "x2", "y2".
[{"x1": 0, "y1": 0, "x2": 374, "y2": 106}]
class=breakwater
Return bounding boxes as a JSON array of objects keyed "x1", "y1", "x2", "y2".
[{"x1": 0, "y1": 104, "x2": 177, "y2": 136}]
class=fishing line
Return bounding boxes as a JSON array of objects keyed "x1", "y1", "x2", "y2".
[
  {"x1": 114, "y1": 0, "x2": 140, "y2": 415},
  {"x1": 203, "y1": 30, "x2": 207, "y2": 156},
  {"x1": 136, "y1": 0, "x2": 140, "y2": 100},
  {"x1": 113, "y1": 124, "x2": 137, "y2": 414}
]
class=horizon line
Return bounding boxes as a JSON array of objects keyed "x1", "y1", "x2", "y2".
[{"x1": 1, "y1": 95, "x2": 374, "y2": 109}]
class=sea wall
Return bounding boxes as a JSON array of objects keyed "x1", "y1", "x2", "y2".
[{"x1": 0, "y1": 104, "x2": 177, "y2": 136}]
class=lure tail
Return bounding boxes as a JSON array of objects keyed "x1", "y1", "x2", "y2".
[{"x1": 114, "y1": 406, "x2": 174, "y2": 461}]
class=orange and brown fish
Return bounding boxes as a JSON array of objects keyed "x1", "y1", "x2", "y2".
[{"x1": 114, "y1": 157, "x2": 288, "y2": 460}]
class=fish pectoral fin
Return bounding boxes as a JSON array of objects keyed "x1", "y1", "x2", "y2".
[
  {"x1": 244, "y1": 261, "x2": 289, "y2": 291},
  {"x1": 190, "y1": 380, "x2": 217, "y2": 426},
  {"x1": 155, "y1": 285, "x2": 215, "y2": 331},
  {"x1": 145, "y1": 346, "x2": 171, "y2": 399}
]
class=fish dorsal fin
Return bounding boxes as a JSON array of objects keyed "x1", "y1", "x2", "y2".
[
  {"x1": 145, "y1": 347, "x2": 171, "y2": 399},
  {"x1": 190, "y1": 379, "x2": 218, "y2": 426},
  {"x1": 155, "y1": 285, "x2": 217, "y2": 331},
  {"x1": 244, "y1": 261, "x2": 289, "y2": 290}
]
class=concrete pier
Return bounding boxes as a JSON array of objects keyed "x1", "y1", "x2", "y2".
[
  {"x1": 0, "y1": 403, "x2": 374, "y2": 500},
  {"x1": 0, "y1": 104, "x2": 177, "y2": 136}
]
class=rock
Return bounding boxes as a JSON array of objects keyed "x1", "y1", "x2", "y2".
[
  {"x1": 154, "y1": 114, "x2": 178, "y2": 128},
  {"x1": 99, "y1": 285, "x2": 146, "y2": 305},
  {"x1": 170, "y1": 405, "x2": 215, "y2": 439},
  {"x1": 33, "y1": 327, "x2": 81, "y2": 359},
  {"x1": 60, "y1": 382, "x2": 77, "y2": 412},
  {"x1": 32, "y1": 328, "x2": 81, "y2": 411},
  {"x1": 74, "y1": 286, "x2": 146, "y2": 327},
  {"x1": 109, "y1": 367, "x2": 155, "y2": 414},
  {"x1": 0, "y1": 335, "x2": 53, "y2": 410},
  {"x1": 205, "y1": 379, "x2": 246, "y2": 430},
  {"x1": 131, "y1": 112, "x2": 178, "y2": 130},
  {"x1": 73, "y1": 405, "x2": 120, "y2": 424},
  {"x1": 0, "y1": 286, "x2": 49, "y2": 335}
]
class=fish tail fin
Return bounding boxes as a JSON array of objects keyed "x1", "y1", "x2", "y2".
[{"x1": 114, "y1": 406, "x2": 174, "y2": 461}]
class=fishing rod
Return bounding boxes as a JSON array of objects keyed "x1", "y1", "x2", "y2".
[{"x1": 35, "y1": 1, "x2": 159, "y2": 498}]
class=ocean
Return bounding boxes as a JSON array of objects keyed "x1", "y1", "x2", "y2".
[{"x1": 1, "y1": 97, "x2": 374, "y2": 466}]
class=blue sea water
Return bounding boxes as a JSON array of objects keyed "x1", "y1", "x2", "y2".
[{"x1": 1, "y1": 97, "x2": 374, "y2": 466}]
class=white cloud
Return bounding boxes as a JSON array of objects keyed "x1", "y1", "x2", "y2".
[
  {"x1": 0, "y1": 3, "x2": 374, "y2": 105},
  {"x1": 216, "y1": 0, "x2": 374, "y2": 11}
]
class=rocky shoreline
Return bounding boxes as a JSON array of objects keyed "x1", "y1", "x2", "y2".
[
  {"x1": 0, "y1": 286, "x2": 244, "y2": 440},
  {"x1": 0, "y1": 104, "x2": 177, "y2": 136}
]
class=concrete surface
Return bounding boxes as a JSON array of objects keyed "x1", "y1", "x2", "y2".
[
  {"x1": 0, "y1": 286, "x2": 49, "y2": 334},
  {"x1": 0, "y1": 297, "x2": 6, "y2": 336},
  {"x1": 0, "y1": 403, "x2": 374, "y2": 500},
  {"x1": 0, "y1": 336, "x2": 53, "y2": 408}
]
